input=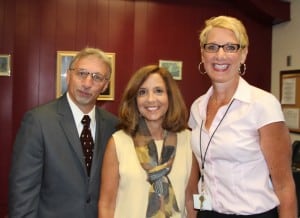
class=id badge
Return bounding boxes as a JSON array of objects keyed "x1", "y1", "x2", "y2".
[
  {"x1": 193, "y1": 178, "x2": 212, "y2": 210},
  {"x1": 193, "y1": 192, "x2": 212, "y2": 210}
]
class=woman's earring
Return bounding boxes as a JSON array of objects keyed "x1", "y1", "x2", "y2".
[
  {"x1": 198, "y1": 62, "x2": 206, "y2": 75},
  {"x1": 239, "y1": 63, "x2": 246, "y2": 76}
]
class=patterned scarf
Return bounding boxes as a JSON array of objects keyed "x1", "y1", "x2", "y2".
[{"x1": 133, "y1": 118, "x2": 180, "y2": 218}]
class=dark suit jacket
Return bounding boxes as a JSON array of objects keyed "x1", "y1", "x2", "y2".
[{"x1": 9, "y1": 94, "x2": 119, "y2": 218}]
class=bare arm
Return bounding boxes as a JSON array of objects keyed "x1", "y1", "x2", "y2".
[
  {"x1": 185, "y1": 153, "x2": 200, "y2": 218},
  {"x1": 98, "y1": 137, "x2": 119, "y2": 218},
  {"x1": 259, "y1": 121, "x2": 297, "y2": 218}
]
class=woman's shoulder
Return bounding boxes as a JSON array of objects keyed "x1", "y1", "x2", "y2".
[
  {"x1": 113, "y1": 129, "x2": 130, "y2": 138},
  {"x1": 249, "y1": 86, "x2": 281, "y2": 110},
  {"x1": 190, "y1": 95, "x2": 205, "y2": 109},
  {"x1": 177, "y1": 129, "x2": 191, "y2": 135},
  {"x1": 112, "y1": 130, "x2": 135, "y2": 152},
  {"x1": 240, "y1": 78, "x2": 278, "y2": 102},
  {"x1": 176, "y1": 129, "x2": 191, "y2": 143}
]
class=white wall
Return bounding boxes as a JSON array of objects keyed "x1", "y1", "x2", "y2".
[{"x1": 272, "y1": 0, "x2": 300, "y2": 142}]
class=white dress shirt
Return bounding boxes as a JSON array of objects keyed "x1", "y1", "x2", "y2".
[
  {"x1": 67, "y1": 92, "x2": 96, "y2": 139},
  {"x1": 188, "y1": 77, "x2": 284, "y2": 215}
]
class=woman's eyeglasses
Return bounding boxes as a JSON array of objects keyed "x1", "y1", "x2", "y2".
[{"x1": 203, "y1": 43, "x2": 242, "y2": 53}]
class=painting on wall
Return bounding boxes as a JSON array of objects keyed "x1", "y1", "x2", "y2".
[
  {"x1": 0, "y1": 54, "x2": 11, "y2": 76},
  {"x1": 56, "y1": 51, "x2": 115, "y2": 100},
  {"x1": 159, "y1": 59, "x2": 182, "y2": 80}
]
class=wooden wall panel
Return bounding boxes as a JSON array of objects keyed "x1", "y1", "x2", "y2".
[
  {"x1": 84, "y1": 0, "x2": 99, "y2": 47},
  {"x1": 13, "y1": 0, "x2": 41, "y2": 134},
  {"x1": 95, "y1": 0, "x2": 110, "y2": 48},
  {"x1": 76, "y1": 0, "x2": 90, "y2": 48},
  {"x1": 38, "y1": 0, "x2": 58, "y2": 104},
  {"x1": 55, "y1": 0, "x2": 77, "y2": 49},
  {"x1": 0, "y1": 0, "x2": 15, "y2": 216},
  {"x1": 239, "y1": 16, "x2": 272, "y2": 91},
  {"x1": 75, "y1": 0, "x2": 102, "y2": 48},
  {"x1": 101, "y1": 1, "x2": 135, "y2": 111},
  {"x1": 132, "y1": 1, "x2": 149, "y2": 68}
]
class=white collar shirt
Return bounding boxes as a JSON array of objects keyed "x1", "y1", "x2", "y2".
[
  {"x1": 67, "y1": 92, "x2": 96, "y2": 139},
  {"x1": 188, "y1": 77, "x2": 284, "y2": 215}
]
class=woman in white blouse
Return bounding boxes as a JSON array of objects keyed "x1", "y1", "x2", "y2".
[{"x1": 188, "y1": 15, "x2": 297, "y2": 218}]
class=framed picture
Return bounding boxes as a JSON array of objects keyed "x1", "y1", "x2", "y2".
[
  {"x1": 0, "y1": 54, "x2": 11, "y2": 76},
  {"x1": 159, "y1": 59, "x2": 182, "y2": 80},
  {"x1": 280, "y1": 70, "x2": 300, "y2": 133},
  {"x1": 56, "y1": 51, "x2": 115, "y2": 100}
]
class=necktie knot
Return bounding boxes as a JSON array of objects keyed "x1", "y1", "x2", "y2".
[{"x1": 81, "y1": 115, "x2": 91, "y2": 126}]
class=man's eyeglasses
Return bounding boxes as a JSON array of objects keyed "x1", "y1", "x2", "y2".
[
  {"x1": 203, "y1": 43, "x2": 242, "y2": 53},
  {"x1": 69, "y1": 68, "x2": 109, "y2": 83}
]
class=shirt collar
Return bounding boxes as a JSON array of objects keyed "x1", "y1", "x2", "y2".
[
  {"x1": 205, "y1": 76, "x2": 252, "y2": 103},
  {"x1": 66, "y1": 92, "x2": 96, "y2": 130},
  {"x1": 232, "y1": 77, "x2": 252, "y2": 104},
  {"x1": 198, "y1": 77, "x2": 252, "y2": 118}
]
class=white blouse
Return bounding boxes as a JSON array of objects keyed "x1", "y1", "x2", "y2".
[
  {"x1": 189, "y1": 77, "x2": 284, "y2": 215},
  {"x1": 113, "y1": 129, "x2": 192, "y2": 218}
]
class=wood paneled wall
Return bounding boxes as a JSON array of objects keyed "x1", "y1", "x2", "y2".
[{"x1": 0, "y1": 0, "x2": 289, "y2": 216}]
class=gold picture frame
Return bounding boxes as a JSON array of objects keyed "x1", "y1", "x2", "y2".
[
  {"x1": 56, "y1": 51, "x2": 115, "y2": 100},
  {"x1": 0, "y1": 54, "x2": 11, "y2": 76}
]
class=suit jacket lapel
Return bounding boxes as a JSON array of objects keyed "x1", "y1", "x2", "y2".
[
  {"x1": 57, "y1": 95, "x2": 86, "y2": 173},
  {"x1": 90, "y1": 109, "x2": 106, "y2": 179}
]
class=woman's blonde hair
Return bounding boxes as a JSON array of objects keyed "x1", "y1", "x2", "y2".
[{"x1": 199, "y1": 15, "x2": 249, "y2": 48}]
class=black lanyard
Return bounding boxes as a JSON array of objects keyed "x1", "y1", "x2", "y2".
[{"x1": 199, "y1": 99, "x2": 234, "y2": 182}]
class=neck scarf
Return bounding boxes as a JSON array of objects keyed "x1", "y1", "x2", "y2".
[{"x1": 133, "y1": 118, "x2": 180, "y2": 218}]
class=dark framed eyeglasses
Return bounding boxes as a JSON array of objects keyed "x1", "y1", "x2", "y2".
[
  {"x1": 69, "y1": 68, "x2": 109, "y2": 83},
  {"x1": 203, "y1": 43, "x2": 242, "y2": 53}
]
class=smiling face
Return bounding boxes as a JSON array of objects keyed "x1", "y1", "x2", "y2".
[
  {"x1": 201, "y1": 27, "x2": 248, "y2": 85},
  {"x1": 136, "y1": 73, "x2": 169, "y2": 127},
  {"x1": 66, "y1": 55, "x2": 110, "y2": 113}
]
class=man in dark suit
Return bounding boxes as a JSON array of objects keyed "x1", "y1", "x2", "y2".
[{"x1": 9, "y1": 47, "x2": 119, "y2": 218}]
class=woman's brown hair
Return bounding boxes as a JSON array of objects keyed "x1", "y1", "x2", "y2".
[{"x1": 118, "y1": 65, "x2": 188, "y2": 136}]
